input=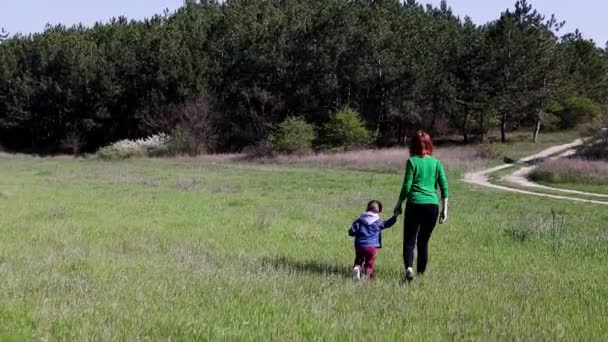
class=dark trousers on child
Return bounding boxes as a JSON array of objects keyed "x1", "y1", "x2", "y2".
[
  {"x1": 353, "y1": 247, "x2": 377, "y2": 277},
  {"x1": 403, "y1": 203, "x2": 439, "y2": 274}
]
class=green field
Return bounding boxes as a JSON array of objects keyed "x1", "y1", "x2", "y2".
[
  {"x1": 483, "y1": 130, "x2": 582, "y2": 161},
  {"x1": 536, "y1": 180, "x2": 608, "y2": 196},
  {"x1": 1, "y1": 154, "x2": 607, "y2": 340}
]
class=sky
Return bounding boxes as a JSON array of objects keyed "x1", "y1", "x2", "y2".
[
  {"x1": 1, "y1": 0, "x2": 606, "y2": 46},
  {"x1": 1, "y1": 0, "x2": 184, "y2": 33},
  {"x1": 418, "y1": 0, "x2": 606, "y2": 46}
]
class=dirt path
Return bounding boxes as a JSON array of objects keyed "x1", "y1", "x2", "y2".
[{"x1": 463, "y1": 139, "x2": 608, "y2": 205}]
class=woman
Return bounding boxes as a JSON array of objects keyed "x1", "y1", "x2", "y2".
[{"x1": 394, "y1": 130, "x2": 449, "y2": 282}]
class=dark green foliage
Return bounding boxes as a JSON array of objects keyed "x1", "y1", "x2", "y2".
[
  {"x1": 549, "y1": 96, "x2": 603, "y2": 129},
  {"x1": 268, "y1": 117, "x2": 316, "y2": 155},
  {"x1": 578, "y1": 128, "x2": 608, "y2": 160},
  {"x1": 322, "y1": 106, "x2": 372, "y2": 150},
  {"x1": 0, "y1": 1, "x2": 607, "y2": 153}
]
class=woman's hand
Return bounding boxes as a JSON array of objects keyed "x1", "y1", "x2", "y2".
[
  {"x1": 439, "y1": 198, "x2": 449, "y2": 224},
  {"x1": 393, "y1": 203, "x2": 403, "y2": 217},
  {"x1": 439, "y1": 209, "x2": 448, "y2": 224}
]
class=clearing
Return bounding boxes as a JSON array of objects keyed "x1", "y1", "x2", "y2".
[{"x1": 1, "y1": 142, "x2": 607, "y2": 339}]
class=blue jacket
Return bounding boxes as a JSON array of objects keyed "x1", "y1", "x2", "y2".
[{"x1": 348, "y1": 212, "x2": 397, "y2": 248}]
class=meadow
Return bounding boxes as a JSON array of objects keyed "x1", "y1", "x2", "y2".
[
  {"x1": 1, "y1": 142, "x2": 607, "y2": 340},
  {"x1": 530, "y1": 158, "x2": 608, "y2": 195}
]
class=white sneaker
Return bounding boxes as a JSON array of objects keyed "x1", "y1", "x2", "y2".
[
  {"x1": 352, "y1": 266, "x2": 361, "y2": 281},
  {"x1": 405, "y1": 267, "x2": 414, "y2": 282}
]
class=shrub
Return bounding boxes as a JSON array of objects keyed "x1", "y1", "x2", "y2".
[
  {"x1": 168, "y1": 123, "x2": 213, "y2": 157},
  {"x1": 322, "y1": 106, "x2": 372, "y2": 150},
  {"x1": 551, "y1": 96, "x2": 603, "y2": 129},
  {"x1": 241, "y1": 143, "x2": 270, "y2": 158},
  {"x1": 138, "y1": 98, "x2": 217, "y2": 156},
  {"x1": 96, "y1": 134, "x2": 170, "y2": 160},
  {"x1": 577, "y1": 135, "x2": 608, "y2": 161},
  {"x1": 268, "y1": 117, "x2": 316, "y2": 155}
]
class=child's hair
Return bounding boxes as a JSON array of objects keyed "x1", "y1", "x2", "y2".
[{"x1": 367, "y1": 200, "x2": 383, "y2": 213}]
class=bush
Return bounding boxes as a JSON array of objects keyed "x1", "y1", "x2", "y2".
[
  {"x1": 322, "y1": 106, "x2": 372, "y2": 150},
  {"x1": 96, "y1": 134, "x2": 170, "y2": 160},
  {"x1": 168, "y1": 123, "x2": 214, "y2": 157},
  {"x1": 538, "y1": 104, "x2": 562, "y2": 131},
  {"x1": 138, "y1": 98, "x2": 217, "y2": 156},
  {"x1": 578, "y1": 131, "x2": 608, "y2": 160},
  {"x1": 551, "y1": 96, "x2": 603, "y2": 129},
  {"x1": 241, "y1": 143, "x2": 270, "y2": 158},
  {"x1": 268, "y1": 117, "x2": 316, "y2": 155}
]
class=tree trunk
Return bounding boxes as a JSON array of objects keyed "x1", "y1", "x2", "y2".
[
  {"x1": 374, "y1": 111, "x2": 382, "y2": 141},
  {"x1": 462, "y1": 106, "x2": 470, "y2": 144},
  {"x1": 71, "y1": 141, "x2": 79, "y2": 157},
  {"x1": 478, "y1": 112, "x2": 485, "y2": 143},
  {"x1": 397, "y1": 121, "x2": 404, "y2": 145},
  {"x1": 533, "y1": 113, "x2": 542, "y2": 143},
  {"x1": 429, "y1": 96, "x2": 438, "y2": 133},
  {"x1": 374, "y1": 59, "x2": 384, "y2": 142},
  {"x1": 500, "y1": 113, "x2": 507, "y2": 143}
]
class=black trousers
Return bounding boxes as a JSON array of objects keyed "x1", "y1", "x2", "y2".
[{"x1": 403, "y1": 203, "x2": 439, "y2": 274}]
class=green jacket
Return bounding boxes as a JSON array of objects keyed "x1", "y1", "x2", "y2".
[{"x1": 398, "y1": 156, "x2": 449, "y2": 205}]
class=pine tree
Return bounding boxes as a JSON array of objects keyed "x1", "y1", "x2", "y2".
[{"x1": 0, "y1": 28, "x2": 8, "y2": 42}]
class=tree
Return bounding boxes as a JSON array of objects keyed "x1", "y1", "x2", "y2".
[
  {"x1": 0, "y1": 28, "x2": 7, "y2": 42},
  {"x1": 1, "y1": 0, "x2": 608, "y2": 153},
  {"x1": 453, "y1": 17, "x2": 489, "y2": 143},
  {"x1": 140, "y1": 98, "x2": 217, "y2": 156},
  {"x1": 560, "y1": 31, "x2": 608, "y2": 104},
  {"x1": 529, "y1": 15, "x2": 565, "y2": 143},
  {"x1": 485, "y1": 0, "x2": 552, "y2": 143},
  {"x1": 414, "y1": 1, "x2": 460, "y2": 135}
]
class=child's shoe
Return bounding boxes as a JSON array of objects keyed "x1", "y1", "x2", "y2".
[{"x1": 352, "y1": 266, "x2": 361, "y2": 281}]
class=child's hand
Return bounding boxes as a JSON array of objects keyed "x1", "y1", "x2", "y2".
[{"x1": 394, "y1": 207, "x2": 402, "y2": 217}]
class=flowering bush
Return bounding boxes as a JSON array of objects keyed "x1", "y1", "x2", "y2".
[{"x1": 96, "y1": 134, "x2": 170, "y2": 159}]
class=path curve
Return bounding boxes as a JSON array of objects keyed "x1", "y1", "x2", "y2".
[{"x1": 463, "y1": 139, "x2": 608, "y2": 205}]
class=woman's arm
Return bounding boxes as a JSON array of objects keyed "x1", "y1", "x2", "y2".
[
  {"x1": 437, "y1": 161, "x2": 449, "y2": 224},
  {"x1": 437, "y1": 160, "x2": 449, "y2": 200},
  {"x1": 395, "y1": 159, "x2": 414, "y2": 211}
]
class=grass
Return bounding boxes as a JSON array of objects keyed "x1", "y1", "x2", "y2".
[
  {"x1": 2, "y1": 134, "x2": 607, "y2": 340},
  {"x1": 191, "y1": 145, "x2": 496, "y2": 173},
  {"x1": 480, "y1": 129, "x2": 582, "y2": 162},
  {"x1": 492, "y1": 177, "x2": 608, "y2": 201},
  {"x1": 181, "y1": 130, "x2": 582, "y2": 174},
  {"x1": 535, "y1": 181, "x2": 608, "y2": 196},
  {"x1": 529, "y1": 158, "x2": 608, "y2": 192}
]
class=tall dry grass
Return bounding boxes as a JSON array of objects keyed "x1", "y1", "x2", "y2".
[
  {"x1": 530, "y1": 158, "x2": 608, "y2": 184},
  {"x1": 187, "y1": 146, "x2": 494, "y2": 173}
]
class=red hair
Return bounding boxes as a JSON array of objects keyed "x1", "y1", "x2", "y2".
[{"x1": 409, "y1": 130, "x2": 433, "y2": 156}]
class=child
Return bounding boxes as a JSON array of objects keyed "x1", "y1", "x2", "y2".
[{"x1": 348, "y1": 200, "x2": 400, "y2": 280}]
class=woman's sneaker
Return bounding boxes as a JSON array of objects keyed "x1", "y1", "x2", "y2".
[
  {"x1": 352, "y1": 266, "x2": 361, "y2": 281},
  {"x1": 405, "y1": 267, "x2": 414, "y2": 282}
]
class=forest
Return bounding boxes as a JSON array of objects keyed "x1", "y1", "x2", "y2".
[{"x1": 0, "y1": 0, "x2": 607, "y2": 154}]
